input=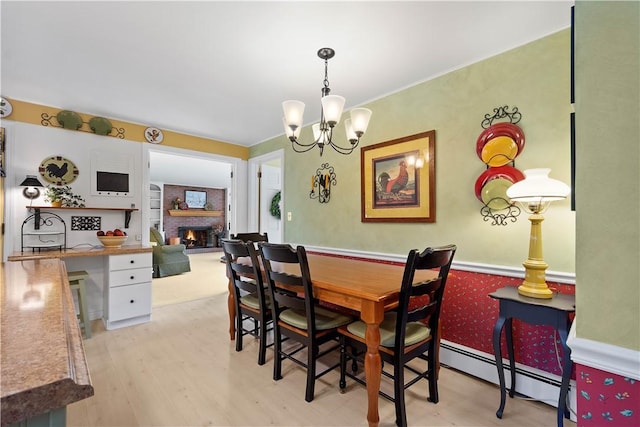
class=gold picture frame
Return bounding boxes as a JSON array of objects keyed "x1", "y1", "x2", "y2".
[{"x1": 361, "y1": 130, "x2": 435, "y2": 222}]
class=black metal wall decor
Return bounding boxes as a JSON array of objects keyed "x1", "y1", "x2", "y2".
[
  {"x1": 480, "y1": 105, "x2": 522, "y2": 128},
  {"x1": 475, "y1": 105, "x2": 525, "y2": 226},
  {"x1": 71, "y1": 216, "x2": 101, "y2": 231},
  {"x1": 41, "y1": 110, "x2": 125, "y2": 139},
  {"x1": 310, "y1": 163, "x2": 336, "y2": 204}
]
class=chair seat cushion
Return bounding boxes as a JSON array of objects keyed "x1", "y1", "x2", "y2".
[
  {"x1": 346, "y1": 312, "x2": 431, "y2": 347},
  {"x1": 281, "y1": 306, "x2": 352, "y2": 330},
  {"x1": 239, "y1": 292, "x2": 271, "y2": 310}
]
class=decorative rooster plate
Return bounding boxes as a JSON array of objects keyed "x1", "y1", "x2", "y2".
[
  {"x1": 39, "y1": 155, "x2": 79, "y2": 185},
  {"x1": 144, "y1": 127, "x2": 164, "y2": 144}
]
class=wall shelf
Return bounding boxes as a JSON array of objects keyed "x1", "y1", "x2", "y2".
[
  {"x1": 167, "y1": 210, "x2": 222, "y2": 217},
  {"x1": 27, "y1": 206, "x2": 139, "y2": 229}
]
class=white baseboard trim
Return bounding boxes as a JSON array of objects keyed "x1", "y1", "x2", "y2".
[
  {"x1": 567, "y1": 320, "x2": 640, "y2": 380},
  {"x1": 302, "y1": 245, "x2": 576, "y2": 284},
  {"x1": 440, "y1": 340, "x2": 577, "y2": 421}
]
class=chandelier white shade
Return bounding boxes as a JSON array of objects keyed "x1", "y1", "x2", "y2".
[{"x1": 282, "y1": 47, "x2": 372, "y2": 156}]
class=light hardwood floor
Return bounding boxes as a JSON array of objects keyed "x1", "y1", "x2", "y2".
[{"x1": 69, "y1": 254, "x2": 575, "y2": 426}]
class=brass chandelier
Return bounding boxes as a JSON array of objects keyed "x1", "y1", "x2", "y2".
[{"x1": 282, "y1": 48, "x2": 372, "y2": 156}]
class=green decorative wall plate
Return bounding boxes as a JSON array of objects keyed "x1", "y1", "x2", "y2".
[
  {"x1": 56, "y1": 110, "x2": 82, "y2": 130},
  {"x1": 89, "y1": 116, "x2": 112, "y2": 135}
]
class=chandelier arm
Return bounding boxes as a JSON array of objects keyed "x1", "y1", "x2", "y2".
[
  {"x1": 290, "y1": 139, "x2": 320, "y2": 153},
  {"x1": 328, "y1": 140, "x2": 359, "y2": 155},
  {"x1": 290, "y1": 136, "x2": 320, "y2": 148}
]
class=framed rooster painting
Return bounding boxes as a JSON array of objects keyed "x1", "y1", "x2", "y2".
[{"x1": 361, "y1": 130, "x2": 435, "y2": 222}]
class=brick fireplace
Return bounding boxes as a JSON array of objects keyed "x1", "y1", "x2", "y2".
[
  {"x1": 162, "y1": 184, "x2": 226, "y2": 253},
  {"x1": 177, "y1": 226, "x2": 217, "y2": 249}
]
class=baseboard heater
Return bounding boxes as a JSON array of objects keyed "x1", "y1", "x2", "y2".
[{"x1": 439, "y1": 340, "x2": 577, "y2": 421}]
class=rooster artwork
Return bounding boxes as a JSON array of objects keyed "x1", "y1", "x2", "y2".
[
  {"x1": 38, "y1": 155, "x2": 79, "y2": 185},
  {"x1": 46, "y1": 162, "x2": 68, "y2": 179},
  {"x1": 374, "y1": 155, "x2": 418, "y2": 208}
]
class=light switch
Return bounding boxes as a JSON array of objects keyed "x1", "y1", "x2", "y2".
[{"x1": 287, "y1": 212, "x2": 292, "y2": 221}]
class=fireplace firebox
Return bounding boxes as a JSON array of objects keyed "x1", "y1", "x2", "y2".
[{"x1": 177, "y1": 226, "x2": 216, "y2": 249}]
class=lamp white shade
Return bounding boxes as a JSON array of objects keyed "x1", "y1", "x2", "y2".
[
  {"x1": 506, "y1": 168, "x2": 570, "y2": 203},
  {"x1": 282, "y1": 100, "x2": 305, "y2": 130},
  {"x1": 320, "y1": 95, "x2": 345, "y2": 126},
  {"x1": 350, "y1": 108, "x2": 372, "y2": 135},
  {"x1": 312, "y1": 123, "x2": 328, "y2": 143},
  {"x1": 282, "y1": 117, "x2": 300, "y2": 139},
  {"x1": 344, "y1": 118, "x2": 357, "y2": 142}
]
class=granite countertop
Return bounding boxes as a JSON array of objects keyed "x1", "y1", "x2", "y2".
[
  {"x1": 0, "y1": 259, "x2": 94, "y2": 425},
  {"x1": 8, "y1": 243, "x2": 152, "y2": 261}
]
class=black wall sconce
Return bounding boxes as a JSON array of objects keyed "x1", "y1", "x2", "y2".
[
  {"x1": 20, "y1": 175, "x2": 44, "y2": 200},
  {"x1": 309, "y1": 163, "x2": 336, "y2": 204}
]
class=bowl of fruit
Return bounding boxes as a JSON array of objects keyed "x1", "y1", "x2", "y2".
[{"x1": 96, "y1": 229, "x2": 128, "y2": 248}]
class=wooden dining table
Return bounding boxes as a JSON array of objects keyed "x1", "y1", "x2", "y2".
[{"x1": 226, "y1": 252, "x2": 437, "y2": 427}]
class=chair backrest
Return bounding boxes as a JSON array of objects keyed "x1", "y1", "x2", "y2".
[
  {"x1": 222, "y1": 239, "x2": 268, "y2": 312},
  {"x1": 231, "y1": 232, "x2": 269, "y2": 244},
  {"x1": 150, "y1": 227, "x2": 165, "y2": 246},
  {"x1": 258, "y1": 242, "x2": 317, "y2": 333},
  {"x1": 395, "y1": 244, "x2": 457, "y2": 350}
]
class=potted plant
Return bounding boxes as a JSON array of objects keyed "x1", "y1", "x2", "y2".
[
  {"x1": 172, "y1": 197, "x2": 182, "y2": 210},
  {"x1": 44, "y1": 185, "x2": 86, "y2": 207}
]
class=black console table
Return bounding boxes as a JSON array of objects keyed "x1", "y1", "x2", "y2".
[{"x1": 489, "y1": 286, "x2": 575, "y2": 427}]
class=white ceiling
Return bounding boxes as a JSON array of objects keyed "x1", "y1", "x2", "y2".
[{"x1": 1, "y1": 1, "x2": 572, "y2": 148}]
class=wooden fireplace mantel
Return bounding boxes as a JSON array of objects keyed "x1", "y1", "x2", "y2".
[{"x1": 167, "y1": 210, "x2": 222, "y2": 217}]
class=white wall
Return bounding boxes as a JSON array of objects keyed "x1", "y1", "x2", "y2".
[{"x1": 5, "y1": 121, "x2": 145, "y2": 254}]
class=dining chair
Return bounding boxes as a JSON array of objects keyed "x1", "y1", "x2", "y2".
[
  {"x1": 338, "y1": 244, "x2": 456, "y2": 427},
  {"x1": 258, "y1": 242, "x2": 353, "y2": 402},
  {"x1": 231, "y1": 232, "x2": 269, "y2": 244},
  {"x1": 222, "y1": 238, "x2": 272, "y2": 365}
]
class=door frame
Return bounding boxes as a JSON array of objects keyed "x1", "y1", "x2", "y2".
[
  {"x1": 247, "y1": 149, "x2": 284, "y2": 243},
  {"x1": 143, "y1": 144, "x2": 245, "y2": 243}
]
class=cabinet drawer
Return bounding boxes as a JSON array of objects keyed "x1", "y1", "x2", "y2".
[
  {"x1": 110, "y1": 267, "x2": 152, "y2": 287},
  {"x1": 108, "y1": 283, "x2": 151, "y2": 322},
  {"x1": 109, "y1": 253, "x2": 152, "y2": 271}
]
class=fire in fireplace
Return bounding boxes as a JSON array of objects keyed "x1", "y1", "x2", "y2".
[{"x1": 177, "y1": 226, "x2": 216, "y2": 249}]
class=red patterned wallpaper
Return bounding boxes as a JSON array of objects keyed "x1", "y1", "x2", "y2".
[
  {"x1": 575, "y1": 364, "x2": 638, "y2": 426},
  {"x1": 442, "y1": 270, "x2": 575, "y2": 377}
]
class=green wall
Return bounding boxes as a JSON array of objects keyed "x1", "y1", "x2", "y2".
[
  {"x1": 252, "y1": 31, "x2": 576, "y2": 273},
  {"x1": 575, "y1": 1, "x2": 639, "y2": 350}
]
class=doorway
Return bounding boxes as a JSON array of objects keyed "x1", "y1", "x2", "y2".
[{"x1": 146, "y1": 148, "x2": 236, "y2": 241}]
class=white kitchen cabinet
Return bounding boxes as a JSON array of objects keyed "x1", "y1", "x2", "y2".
[{"x1": 103, "y1": 252, "x2": 152, "y2": 330}]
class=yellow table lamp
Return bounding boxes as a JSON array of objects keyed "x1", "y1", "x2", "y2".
[{"x1": 506, "y1": 168, "x2": 570, "y2": 299}]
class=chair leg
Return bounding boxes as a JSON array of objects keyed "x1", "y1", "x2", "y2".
[
  {"x1": 305, "y1": 346, "x2": 317, "y2": 402},
  {"x1": 351, "y1": 346, "x2": 359, "y2": 373},
  {"x1": 257, "y1": 319, "x2": 267, "y2": 366},
  {"x1": 339, "y1": 337, "x2": 347, "y2": 391},
  {"x1": 235, "y1": 312, "x2": 243, "y2": 352},
  {"x1": 273, "y1": 327, "x2": 282, "y2": 381},
  {"x1": 394, "y1": 361, "x2": 407, "y2": 427},
  {"x1": 75, "y1": 277, "x2": 91, "y2": 339},
  {"x1": 428, "y1": 347, "x2": 439, "y2": 403}
]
